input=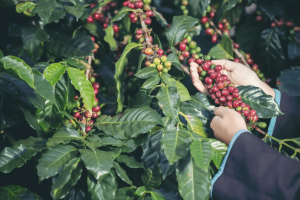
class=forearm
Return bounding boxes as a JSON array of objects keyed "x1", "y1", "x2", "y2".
[{"x1": 211, "y1": 131, "x2": 300, "y2": 200}]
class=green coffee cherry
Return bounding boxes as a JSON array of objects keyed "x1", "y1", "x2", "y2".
[
  {"x1": 257, "y1": 122, "x2": 267, "y2": 129},
  {"x1": 204, "y1": 55, "x2": 211, "y2": 60},
  {"x1": 195, "y1": 47, "x2": 201, "y2": 53}
]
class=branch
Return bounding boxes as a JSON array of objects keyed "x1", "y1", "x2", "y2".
[
  {"x1": 209, "y1": 20, "x2": 251, "y2": 69},
  {"x1": 85, "y1": 56, "x2": 92, "y2": 79},
  {"x1": 252, "y1": 124, "x2": 266, "y2": 135},
  {"x1": 139, "y1": 14, "x2": 150, "y2": 44}
]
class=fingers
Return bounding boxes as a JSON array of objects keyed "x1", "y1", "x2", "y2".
[
  {"x1": 210, "y1": 115, "x2": 221, "y2": 130},
  {"x1": 190, "y1": 62, "x2": 207, "y2": 93},
  {"x1": 211, "y1": 60, "x2": 239, "y2": 71},
  {"x1": 214, "y1": 106, "x2": 231, "y2": 118}
]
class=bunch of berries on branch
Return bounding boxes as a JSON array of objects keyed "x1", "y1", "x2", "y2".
[
  {"x1": 87, "y1": 1, "x2": 119, "y2": 33},
  {"x1": 71, "y1": 78, "x2": 102, "y2": 133},
  {"x1": 179, "y1": 0, "x2": 189, "y2": 15},
  {"x1": 174, "y1": 35, "x2": 203, "y2": 63},
  {"x1": 196, "y1": 59, "x2": 266, "y2": 130},
  {"x1": 124, "y1": 0, "x2": 153, "y2": 24}
]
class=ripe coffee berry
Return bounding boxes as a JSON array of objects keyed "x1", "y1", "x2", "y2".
[
  {"x1": 202, "y1": 63, "x2": 210, "y2": 71},
  {"x1": 103, "y1": 23, "x2": 108, "y2": 29},
  {"x1": 221, "y1": 89, "x2": 229, "y2": 96},
  {"x1": 129, "y1": 13, "x2": 136, "y2": 19},
  {"x1": 196, "y1": 59, "x2": 203, "y2": 65},
  {"x1": 252, "y1": 64, "x2": 258, "y2": 71},
  {"x1": 211, "y1": 34, "x2": 218, "y2": 43},
  {"x1": 205, "y1": 77, "x2": 213, "y2": 84},
  {"x1": 217, "y1": 82, "x2": 225, "y2": 89},
  {"x1": 145, "y1": 10, "x2": 153, "y2": 17},
  {"x1": 182, "y1": 51, "x2": 190, "y2": 58},
  {"x1": 210, "y1": 73, "x2": 217, "y2": 80},
  {"x1": 243, "y1": 110, "x2": 250, "y2": 116},
  {"x1": 135, "y1": 1, "x2": 143, "y2": 8},
  {"x1": 207, "y1": 69, "x2": 215, "y2": 75},
  {"x1": 157, "y1": 49, "x2": 164, "y2": 55},
  {"x1": 226, "y1": 95, "x2": 233, "y2": 101},
  {"x1": 201, "y1": 16, "x2": 208, "y2": 24},
  {"x1": 92, "y1": 112, "x2": 98, "y2": 118},
  {"x1": 218, "y1": 23, "x2": 224, "y2": 30},
  {"x1": 215, "y1": 65, "x2": 222, "y2": 72},
  {"x1": 179, "y1": 43, "x2": 187, "y2": 51},
  {"x1": 247, "y1": 58, "x2": 253, "y2": 65},
  {"x1": 250, "y1": 109, "x2": 256, "y2": 116},
  {"x1": 113, "y1": 25, "x2": 119, "y2": 33},
  {"x1": 228, "y1": 86, "x2": 234, "y2": 93},
  {"x1": 232, "y1": 92, "x2": 239, "y2": 98},
  {"x1": 87, "y1": 16, "x2": 94, "y2": 23},
  {"x1": 93, "y1": 13, "x2": 101, "y2": 20},
  {"x1": 188, "y1": 58, "x2": 195, "y2": 64},
  {"x1": 131, "y1": 17, "x2": 138, "y2": 23},
  {"x1": 94, "y1": 88, "x2": 99, "y2": 95},
  {"x1": 216, "y1": 91, "x2": 222, "y2": 97},
  {"x1": 240, "y1": 102, "x2": 246, "y2": 108},
  {"x1": 205, "y1": 28, "x2": 213, "y2": 35},
  {"x1": 145, "y1": 17, "x2": 152, "y2": 25},
  {"x1": 92, "y1": 83, "x2": 100, "y2": 89},
  {"x1": 234, "y1": 58, "x2": 240, "y2": 63},
  {"x1": 211, "y1": 94, "x2": 216, "y2": 100},
  {"x1": 85, "y1": 126, "x2": 92, "y2": 132},
  {"x1": 127, "y1": 2, "x2": 135, "y2": 8}
]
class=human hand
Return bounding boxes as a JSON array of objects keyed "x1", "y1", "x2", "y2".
[
  {"x1": 211, "y1": 106, "x2": 247, "y2": 145},
  {"x1": 190, "y1": 60, "x2": 275, "y2": 98}
]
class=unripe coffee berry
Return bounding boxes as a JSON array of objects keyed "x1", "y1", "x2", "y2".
[{"x1": 201, "y1": 71, "x2": 207, "y2": 77}]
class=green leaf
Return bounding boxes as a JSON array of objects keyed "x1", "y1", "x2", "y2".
[
  {"x1": 21, "y1": 25, "x2": 49, "y2": 54},
  {"x1": 55, "y1": 75, "x2": 68, "y2": 111},
  {"x1": 222, "y1": 4, "x2": 243, "y2": 26},
  {"x1": 166, "y1": 15, "x2": 199, "y2": 48},
  {"x1": 104, "y1": 25, "x2": 118, "y2": 51},
  {"x1": 43, "y1": 63, "x2": 66, "y2": 86},
  {"x1": 141, "y1": 74, "x2": 160, "y2": 89},
  {"x1": 91, "y1": 0, "x2": 112, "y2": 13},
  {"x1": 206, "y1": 139, "x2": 227, "y2": 169},
  {"x1": 0, "y1": 142, "x2": 44, "y2": 173},
  {"x1": 141, "y1": 168, "x2": 162, "y2": 189},
  {"x1": 180, "y1": 111, "x2": 207, "y2": 137},
  {"x1": 113, "y1": 161, "x2": 132, "y2": 185},
  {"x1": 176, "y1": 153, "x2": 210, "y2": 200},
  {"x1": 114, "y1": 187, "x2": 134, "y2": 200},
  {"x1": 32, "y1": 69, "x2": 57, "y2": 105},
  {"x1": 45, "y1": 33, "x2": 94, "y2": 58},
  {"x1": 115, "y1": 42, "x2": 141, "y2": 113},
  {"x1": 236, "y1": 21, "x2": 261, "y2": 54},
  {"x1": 16, "y1": 2, "x2": 36, "y2": 13},
  {"x1": 135, "y1": 67, "x2": 158, "y2": 79},
  {"x1": 36, "y1": 101, "x2": 62, "y2": 131},
  {"x1": 150, "y1": 192, "x2": 165, "y2": 200},
  {"x1": 259, "y1": 1, "x2": 284, "y2": 20},
  {"x1": 112, "y1": 7, "x2": 135, "y2": 22},
  {"x1": 80, "y1": 149, "x2": 114, "y2": 181},
  {"x1": 0, "y1": 50, "x2": 3, "y2": 59},
  {"x1": 37, "y1": 144, "x2": 78, "y2": 181},
  {"x1": 65, "y1": 4, "x2": 84, "y2": 21},
  {"x1": 47, "y1": 128, "x2": 82, "y2": 147},
  {"x1": 190, "y1": 139, "x2": 212, "y2": 171},
  {"x1": 13, "y1": 136, "x2": 47, "y2": 149},
  {"x1": 187, "y1": 0, "x2": 210, "y2": 18},
  {"x1": 176, "y1": 81, "x2": 190, "y2": 102},
  {"x1": 137, "y1": 54, "x2": 147, "y2": 71},
  {"x1": 237, "y1": 85, "x2": 284, "y2": 118},
  {"x1": 102, "y1": 137, "x2": 124, "y2": 147},
  {"x1": 162, "y1": 117, "x2": 176, "y2": 131},
  {"x1": 214, "y1": 0, "x2": 239, "y2": 23},
  {"x1": 167, "y1": 53, "x2": 184, "y2": 80},
  {"x1": 0, "y1": 185, "x2": 42, "y2": 200},
  {"x1": 219, "y1": 33, "x2": 233, "y2": 57},
  {"x1": 87, "y1": 172, "x2": 117, "y2": 200},
  {"x1": 256, "y1": 28, "x2": 284, "y2": 71},
  {"x1": 135, "y1": 186, "x2": 146, "y2": 196},
  {"x1": 161, "y1": 74, "x2": 176, "y2": 87},
  {"x1": 156, "y1": 86, "x2": 180, "y2": 119},
  {"x1": 19, "y1": 106, "x2": 42, "y2": 136},
  {"x1": 153, "y1": 34, "x2": 162, "y2": 49},
  {"x1": 0, "y1": 56, "x2": 35, "y2": 88},
  {"x1": 95, "y1": 106, "x2": 163, "y2": 139},
  {"x1": 161, "y1": 128, "x2": 192, "y2": 165},
  {"x1": 48, "y1": 8, "x2": 66, "y2": 23},
  {"x1": 116, "y1": 155, "x2": 144, "y2": 169},
  {"x1": 67, "y1": 67, "x2": 94, "y2": 113},
  {"x1": 51, "y1": 158, "x2": 81, "y2": 199},
  {"x1": 288, "y1": 41, "x2": 300, "y2": 60},
  {"x1": 277, "y1": 67, "x2": 300, "y2": 96},
  {"x1": 208, "y1": 40, "x2": 234, "y2": 60},
  {"x1": 36, "y1": 0, "x2": 56, "y2": 24},
  {"x1": 190, "y1": 93, "x2": 215, "y2": 119},
  {"x1": 154, "y1": 10, "x2": 168, "y2": 28}
]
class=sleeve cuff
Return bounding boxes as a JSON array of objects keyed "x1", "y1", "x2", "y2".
[
  {"x1": 210, "y1": 129, "x2": 251, "y2": 199},
  {"x1": 267, "y1": 89, "x2": 281, "y2": 136}
]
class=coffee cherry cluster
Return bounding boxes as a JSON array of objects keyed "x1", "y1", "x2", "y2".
[
  {"x1": 135, "y1": 29, "x2": 153, "y2": 44},
  {"x1": 179, "y1": 0, "x2": 189, "y2": 15},
  {"x1": 87, "y1": 1, "x2": 119, "y2": 34},
  {"x1": 123, "y1": 0, "x2": 153, "y2": 24},
  {"x1": 90, "y1": 36, "x2": 100, "y2": 53},
  {"x1": 174, "y1": 35, "x2": 203, "y2": 64},
  {"x1": 197, "y1": 59, "x2": 260, "y2": 128},
  {"x1": 71, "y1": 79, "x2": 102, "y2": 133},
  {"x1": 271, "y1": 19, "x2": 300, "y2": 36}
]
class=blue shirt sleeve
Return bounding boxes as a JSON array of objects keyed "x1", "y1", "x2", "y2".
[
  {"x1": 210, "y1": 130, "x2": 251, "y2": 199},
  {"x1": 267, "y1": 89, "x2": 281, "y2": 136}
]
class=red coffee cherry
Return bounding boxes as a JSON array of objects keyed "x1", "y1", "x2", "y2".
[
  {"x1": 252, "y1": 64, "x2": 259, "y2": 71},
  {"x1": 250, "y1": 109, "x2": 256, "y2": 116},
  {"x1": 256, "y1": 16, "x2": 262, "y2": 22},
  {"x1": 179, "y1": 43, "x2": 187, "y2": 51},
  {"x1": 92, "y1": 82, "x2": 100, "y2": 89},
  {"x1": 113, "y1": 25, "x2": 119, "y2": 33},
  {"x1": 226, "y1": 95, "x2": 233, "y2": 101},
  {"x1": 144, "y1": 17, "x2": 152, "y2": 25},
  {"x1": 129, "y1": 12, "x2": 136, "y2": 19},
  {"x1": 209, "y1": 11, "x2": 215, "y2": 18},
  {"x1": 73, "y1": 112, "x2": 80, "y2": 118},
  {"x1": 234, "y1": 58, "x2": 240, "y2": 63},
  {"x1": 205, "y1": 77, "x2": 213, "y2": 84},
  {"x1": 87, "y1": 16, "x2": 94, "y2": 23},
  {"x1": 233, "y1": 100, "x2": 240, "y2": 108},
  {"x1": 201, "y1": 16, "x2": 208, "y2": 24},
  {"x1": 218, "y1": 23, "x2": 224, "y2": 30},
  {"x1": 202, "y1": 63, "x2": 210, "y2": 71},
  {"x1": 131, "y1": 17, "x2": 138, "y2": 23},
  {"x1": 196, "y1": 59, "x2": 203, "y2": 65},
  {"x1": 85, "y1": 126, "x2": 92, "y2": 132},
  {"x1": 127, "y1": 2, "x2": 135, "y2": 8},
  {"x1": 221, "y1": 89, "x2": 229, "y2": 96},
  {"x1": 157, "y1": 49, "x2": 164, "y2": 55},
  {"x1": 92, "y1": 105, "x2": 101, "y2": 112},
  {"x1": 145, "y1": 10, "x2": 153, "y2": 17},
  {"x1": 215, "y1": 65, "x2": 222, "y2": 72},
  {"x1": 211, "y1": 34, "x2": 218, "y2": 43},
  {"x1": 93, "y1": 13, "x2": 101, "y2": 20},
  {"x1": 217, "y1": 82, "x2": 225, "y2": 89},
  {"x1": 135, "y1": 1, "x2": 143, "y2": 8},
  {"x1": 243, "y1": 110, "x2": 250, "y2": 116},
  {"x1": 182, "y1": 51, "x2": 190, "y2": 58},
  {"x1": 188, "y1": 58, "x2": 195, "y2": 64}
]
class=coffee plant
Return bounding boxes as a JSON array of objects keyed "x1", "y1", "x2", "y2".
[{"x1": 0, "y1": 0, "x2": 300, "y2": 199}]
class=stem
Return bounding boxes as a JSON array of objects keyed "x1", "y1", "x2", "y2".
[
  {"x1": 85, "y1": 56, "x2": 92, "y2": 79},
  {"x1": 209, "y1": 20, "x2": 251, "y2": 69},
  {"x1": 139, "y1": 15, "x2": 150, "y2": 44}
]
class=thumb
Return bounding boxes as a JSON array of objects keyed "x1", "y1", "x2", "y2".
[
  {"x1": 211, "y1": 60, "x2": 239, "y2": 71},
  {"x1": 190, "y1": 62, "x2": 207, "y2": 94},
  {"x1": 214, "y1": 106, "x2": 230, "y2": 118}
]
